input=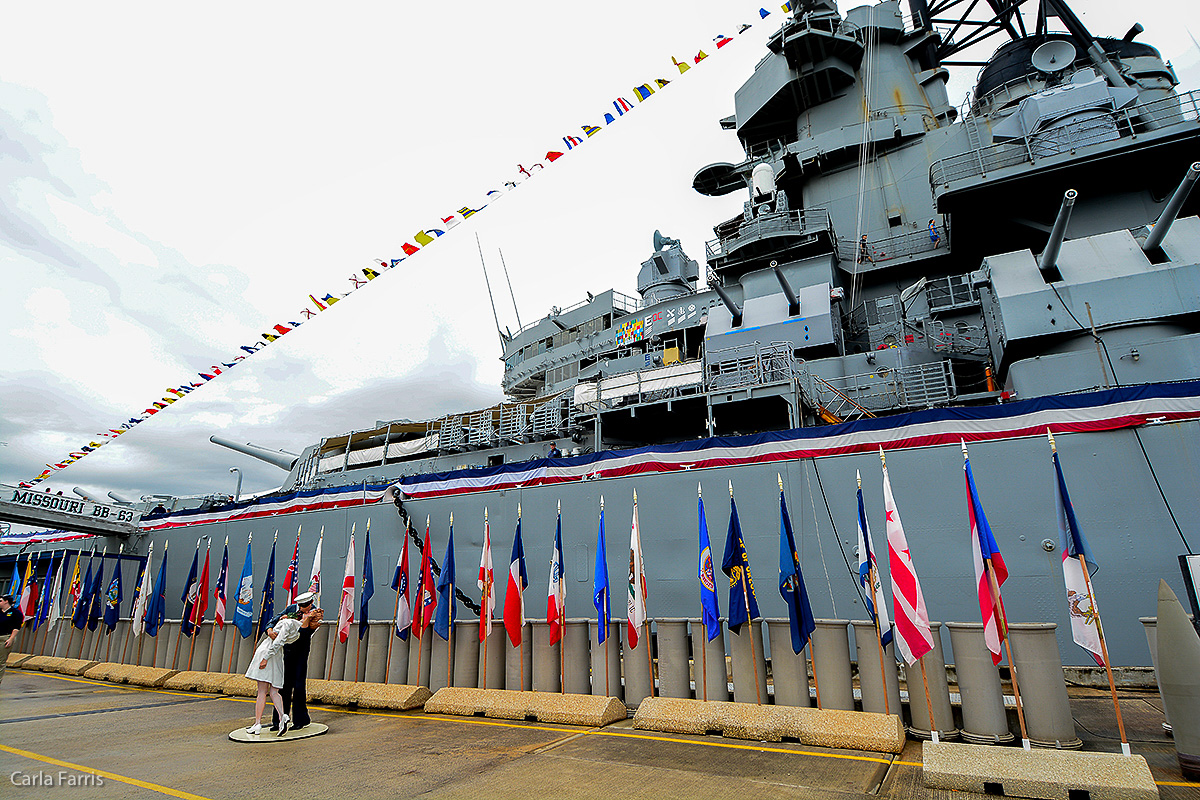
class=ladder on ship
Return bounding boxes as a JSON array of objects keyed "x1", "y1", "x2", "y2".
[{"x1": 798, "y1": 377, "x2": 876, "y2": 425}]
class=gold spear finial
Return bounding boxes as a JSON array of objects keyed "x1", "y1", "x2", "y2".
[
  {"x1": 857, "y1": 469, "x2": 862, "y2": 489},
  {"x1": 633, "y1": 489, "x2": 637, "y2": 504},
  {"x1": 961, "y1": 439, "x2": 969, "y2": 460},
  {"x1": 698, "y1": 482, "x2": 702, "y2": 498},
  {"x1": 449, "y1": 512, "x2": 454, "y2": 526},
  {"x1": 366, "y1": 517, "x2": 371, "y2": 533},
  {"x1": 485, "y1": 507, "x2": 489, "y2": 522},
  {"x1": 1047, "y1": 427, "x2": 1057, "y2": 453},
  {"x1": 224, "y1": 535, "x2": 229, "y2": 546},
  {"x1": 777, "y1": 473, "x2": 783, "y2": 491},
  {"x1": 518, "y1": 503, "x2": 522, "y2": 518},
  {"x1": 273, "y1": 530, "x2": 278, "y2": 542},
  {"x1": 349, "y1": 522, "x2": 355, "y2": 537},
  {"x1": 600, "y1": 495, "x2": 605, "y2": 510},
  {"x1": 118, "y1": 543, "x2": 124, "y2": 555},
  {"x1": 728, "y1": 480, "x2": 734, "y2": 498},
  {"x1": 879, "y1": 446, "x2": 887, "y2": 468},
  {"x1": 558, "y1": 499, "x2": 561, "y2": 514}
]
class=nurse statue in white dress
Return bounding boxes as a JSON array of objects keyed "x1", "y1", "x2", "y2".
[{"x1": 244, "y1": 615, "x2": 302, "y2": 735}]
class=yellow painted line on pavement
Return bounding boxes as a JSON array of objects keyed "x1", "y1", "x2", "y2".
[
  {"x1": 591, "y1": 728, "x2": 920, "y2": 766},
  {"x1": 0, "y1": 743, "x2": 215, "y2": 800},
  {"x1": 1157, "y1": 780, "x2": 1200, "y2": 787}
]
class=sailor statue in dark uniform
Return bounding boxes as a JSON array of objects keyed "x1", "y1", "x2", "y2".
[{"x1": 270, "y1": 591, "x2": 322, "y2": 731}]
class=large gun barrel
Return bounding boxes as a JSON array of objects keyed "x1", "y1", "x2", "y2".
[
  {"x1": 72, "y1": 487, "x2": 97, "y2": 502},
  {"x1": 107, "y1": 491, "x2": 134, "y2": 506},
  {"x1": 1038, "y1": 190, "x2": 1077, "y2": 278},
  {"x1": 712, "y1": 283, "x2": 744, "y2": 327},
  {"x1": 210, "y1": 435, "x2": 299, "y2": 471},
  {"x1": 1142, "y1": 162, "x2": 1200, "y2": 253},
  {"x1": 772, "y1": 263, "x2": 800, "y2": 315}
]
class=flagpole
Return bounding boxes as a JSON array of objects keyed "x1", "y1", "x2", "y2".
[
  {"x1": 385, "y1": 523, "x2": 406, "y2": 683},
  {"x1": 601, "y1": 496, "x2": 609, "y2": 697},
  {"x1": 557, "y1": 501, "x2": 565, "y2": 695},
  {"x1": 90, "y1": 546, "x2": 109, "y2": 661},
  {"x1": 173, "y1": 539, "x2": 199, "y2": 671},
  {"x1": 634, "y1": 491, "x2": 654, "y2": 699},
  {"x1": 732, "y1": 481, "x2": 762, "y2": 706},
  {"x1": 187, "y1": 543, "x2": 208, "y2": 671},
  {"x1": 447, "y1": 513, "x2": 455, "y2": 691},
  {"x1": 152, "y1": 540, "x2": 168, "y2": 669},
  {"x1": 328, "y1": 525, "x2": 350, "y2": 682},
  {"x1": 482, "y1": 509, "x2": 490, "y2": 689},
  {"x1": 416, "y1": 516, "x2": 428, "y2": 688},
  {"x1": 122, "y1": 550, "x2": 139, "y2": 665},
  {"x1": 206, "y1": 536, "x2": 227, "y2": 673},
  {"x1": 1049, "y1": 430, "x2": 1129, "y2": 755},
  {"x1": 862, "y1": 468, "x2": 893, "y2": 716}
]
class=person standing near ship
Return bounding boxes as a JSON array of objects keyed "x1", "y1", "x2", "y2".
[
  {"x1": 0, "y1": 595, "x2": 24, "y2": 686},
  {"x1": 271, "y1": 592, "x2": 321, "y2": 732}
]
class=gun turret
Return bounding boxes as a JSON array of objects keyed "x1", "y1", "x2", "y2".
[
  {"x1": 1038, "y1": 190, "x2": 1077, "y2": 279},
  {"x1": 712, "y1": 283, "x2": 743, "y2": 327},
  {"x1": 210, "y1": 435, "x2": 299, "y2": 471},
  {"x1": 1142, "y1": 162, "x2": 1200, "y2": 253}
]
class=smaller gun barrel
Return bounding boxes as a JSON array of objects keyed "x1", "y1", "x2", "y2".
[
  {"x1": 772, "y1": 266, "x2": 800, "y2": 314},
  {"x1": 1142, "y1": 162, "x2": 1200, "y2": 252},
  {"x1": 72, "y1": 487, "x2": 97, "y2": 502},
  {"x1": 1039, "y1": 190, "x2": 1078, "y2": 277},
  {"x1": 712, "y1": 283, "x2": 743, "y2": 327}
]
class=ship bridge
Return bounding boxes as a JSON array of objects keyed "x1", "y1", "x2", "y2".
[{"x1": 0, "y1": 486, "x2": 140, "y2": 538}]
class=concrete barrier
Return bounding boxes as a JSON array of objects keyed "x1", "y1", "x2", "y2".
[
  {"x1": 632, "y1": 697, "x2": 905, "y2": 754},
  {"x1": 164, "y1": 670, "x2": 214, "y2": 691},
  {"x1": 812, "y1": 619, "x2": 853, "y2": 711},
  {"x1": 356, "y1": 682, "x2": 431, "y2": 711},
  {"x1": 125, "y1": 667, "x2": 179, "y2": 688},
  {"x1": 922, "y1": 741, "x2": 1157, "y2": 800},
  {"x1": 766, "y1": 619, "x2": 811, "y2": 708},
  {"x1": 55, "y1": 657, "x2": 100, "y2": 676},
  {"x1": 655, "y1": 619, "x2": 691, "y2": 699},
  {"x1": 425, "y1": 687, "x2": 626, "y2": 728},
  {"x1": 6, "y1": 652, "x2": 33, "y2": 669},
  {"x1": 221, "y1": 675, "x2": 258, "y2": 697}
]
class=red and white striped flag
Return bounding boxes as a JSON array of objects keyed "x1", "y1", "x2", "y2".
[
  {"x1": 503, "y1": 511, "x2": 527, "y2": 647},
  {"x1": 882, "y1": 454, "x2": 934, "y2": 665},
  {"x1": 478, "y1": 510, "x2": 495, "y2": 642},
  {"x1": 626, "y1": 492, "x2": 648, "y2": 648},
  {"x1": 965, "y1": 446, "x2": 1009, "y2": 665},
  {"x1": 337, "y1": 532, "x2": 356, "y2": 643},
  {"x1": 547, "y1": 505, "x2": 566, "y2": 646}
]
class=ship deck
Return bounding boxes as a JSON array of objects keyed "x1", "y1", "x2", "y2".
[{"x1": 1, "y1": 669, "x2": 1197, "y2": 799}]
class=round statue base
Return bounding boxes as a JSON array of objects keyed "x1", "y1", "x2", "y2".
[{"x1": 229, "y1": 722, "x2": 329, "y2": 743}]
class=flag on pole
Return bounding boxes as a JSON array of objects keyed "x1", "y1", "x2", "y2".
[
  {"x1": 504, "y1": 512, "x2": 527, "y2": 647},
  {"x1": 72, "y1": 557, "x2": 94, "y2": 630},
  {"x1": 883, "y1": 457, "x2": 934, "y2": 664},
  {"x1": 392, "y1": 527, "x2": 411, "y2": 640},
  {"x1": 413, "y1": 520, "x2": 437, "y2": 639},
  {"x1": 433, "y1": 520, "x2": 456, "y2": 641},
  {"x1": 593, "y1": 499, "x2": 611, "y2": 643},
  {"x1": 1053, "y1": 447, "x2": 1104, "y2": 665},
  {"x1": 145, "y1": 544, "x2": 169, "y2": 638},
  {"x1": 18, "y1": 553, "x2": 39, "y2": 621},
  {"x1": 131, "y1": 546, "x2": 153, "y2": 637},
  {"x1": 964, "y1": 448, "x2": 1009, "y2": 665},
  {"x1": 125, "y1": 556, "x2": 146, "y2": 634},
  {"x1": 47, "y1": 553, "x2": 66, "y2": 631},
  {"x1": 547, "y1": 506, "x2": 566, "y2": 646},
  {"x1": 103, "y1": 556, "x2": 123, "y2": 633},
  {"x1": 778, "y1": 484, "x2": 816, "y2": 654},
  {"x1": 213, "y1": 539, "x2": 229, "y2": 630},
  {"x1": 479, "y1": 512, "x2": 495, "y2": 642},
  {"x1": 697, "y1": 489, "x2": 721, "y2": 642},
  {"x1": 308, "y1": 530, "x2": 323, "y2": 601},
  {"x1": 194, "y1": 545, "x2": 211, "y2": 631},
  {"x1": 337, "y1": 533, "x2": 356, "y2": 643},
  {"x1": 721, "y1": 494, "x2": 760, "y2": 634},
  {"x1": 233, "y1": 537, "x2": 254, "y2": 638},
  {"x1": 180, "y1": 543, "x2": 201, "y2": 636},
  {"x1": 283, "y1": 529, "x2": 301, "y2": 605},
  {"x1": 66, "y1": 552, "x2": 83, "y2": 618},
  {"x1": 857, "y1": 472, "x2": 894, "y2": 649},
  {"x1": 359, "y1": 528, "x2": 374, "y2": 641},
  {"x1": 256, "y1": 538, "x2": 276, "y2": 641},
  {"x1": 87, "y1": 554, "x2": 106, "y2": 631},
  {"x1": 627, "y1": 493, "x2": 648, "y2": 649},
  {"x1": 35, "y1": 554, "x2": 56, "y2": 632}
]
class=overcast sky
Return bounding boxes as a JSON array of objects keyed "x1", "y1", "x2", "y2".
[{"x1": 2, "y1": 1, "x2": 1196, "y2": 514}]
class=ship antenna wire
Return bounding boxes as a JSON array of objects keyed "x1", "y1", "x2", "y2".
[
  {"x1": 803, "y1": 458, "x2": 838, "y2": 617},
  {"x1": 499, "y1": 249, "x2": 523, "y2": 331},
  {"x1": 477, "y1": 233, "x2": 508, "y2": 355},
  {"x1": 849, "y1": 5, "x2": 880, "y2": 313}
]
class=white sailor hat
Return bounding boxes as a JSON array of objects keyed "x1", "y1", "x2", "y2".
[{"x1": 293, "y1": 591, "x2": 317, "y2": 605}]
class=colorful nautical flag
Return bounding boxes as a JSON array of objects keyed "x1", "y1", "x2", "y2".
[
  {"x1": 1052, "y1": 443, "x2": 1104, "y2": 665},
  {"x1": 563, "y1": 134, "x2": 583, "y2": 150},
  {"x1": 145, "y1": 544, "x2": 169, "y2": 638},
  {"x1": 613, "y1": 97, "x2": 632, "y2": 115},
  {"x1": 714, "y1": 34, "x2": 733, "y2": 48},
  {"x1": 627, "y1": 493, "x2": 648, "y2": 649},
  {"x1": 697, "y1": 488, "x2": 721, "y2": 642},
  {"x1": 547, "y1": 506, "x2": 566, "y2": 646},
  {"x1": 672, "y1": 56, "x2": 690, "y2": 74},
  {"x1": 883, "y1": 456, "x2": 934, "y2": 665},
  {"x1": 582, "y1": 124, "x2": 600, "y2": 137},
  {"x1": 213, "y1": 538, "x2": 229, "y2": 630},
  {"x1": 359, "y1": 527, "x2": 374, "y2": 641},
  {"x1": 857, "y1": 471, "x2": 893, "y2": 649},
  {"x1": 433, "y1": 520, "x2": 456, "y2": 641},
  {"x1": 256, "y1": 538, "x2": 276, "y2": 641},
  {"x1": 964, "y1": 446, "x2": 1009, "y2": 665},
  {"x1": 778, "y1": 484, "x2": 816, "y2": 654},
  {"x1": 283, "y1": 530, "x2": 301, "y2": 605},
  {"x1": 413, "y1": 519, "x2": 436, "y2": 639},
  {"x1": 593, "y1": 499, "x2": 611, "y2": 643},
  {"x1": 103, "y1": 556, "x2": 123, "y2": 633},
  {"x1": 393, "y1": 526, "x2": 411, "y2": 640},
  {"x1": 504, "y1": 512, "x2": 528, "y2": 647},
  {"x1": 633, "y1": 83, "x2": 655, "y2": 101},
  {"x1": 233, "y1": 537, "x2": 254, "y2": 638},
  {"x1": 180, "y1": 543, "x2": 201, "y2": 636},
  {"x1": 721, "y1": 492, "x2": 760, "y2": 634},
  {"x1": 337, "y1": 532, "x2": 356, "y2": 644},
  {"x1": 308, "y1": 529, "x2": 323, "y2": 601},
  {"x1": 479, "y1": 512, "x2": 495, "y2": 642}
]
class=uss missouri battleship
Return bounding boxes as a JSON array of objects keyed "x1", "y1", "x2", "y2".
[{"x1": 7, "y1": 0, "x2": 1200, "y2": 666}]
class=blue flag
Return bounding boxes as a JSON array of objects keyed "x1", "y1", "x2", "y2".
[
  {"x1": 857, "y1": 484, "x2": 893, "y2": 649},
  {"x1": 180, "y1": 545, "x2": 200, "y2": 636},
  {"x1": 697, "y1": 493, "x2": 721, "y2": 642},
  {"x1": 778, "y1": 490, "x2": 816, "y2": 654},
  {"x1": 145, "y1": 548, "x2": 169, "y2": 637},
  {"x1": 593, "y1": 504, "x2": 611, "y2": 643},
  {"x1": 233, "y1": 538, "x2": 255, "y2": 638},
  {"x1": 433, "y1": 522, "x2": 456, "y2": 640},
  {"x1": 359, "y1": 529, "x2": 374, "y2": 641},
  {"x1": 34, "y1": 553, "x2": 57, "y2": 632},
  {"x1": 721, "y1": 496, "x2": 760, "y2": 634},
  {"x1": 72, "y1": 558, "x2": 94, "y2": 630},
  {"x1": 86, "y1": 556, "x2": 106, "y2": 631},
  {"x1": 1053, "y1": 451, "x2": 1096, "y2": 567},
  {"x1": 103, "y1": 557, "x2": 123, "y2": 632},
  {"x1": 256, "y1": 542, "x2": 276, "y2": 640}
]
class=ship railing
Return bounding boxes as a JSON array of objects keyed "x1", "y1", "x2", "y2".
[
  {"x1": 908, "y1": 319, "x2": 990, "y2": 357},
  {"x1": 706, "y1": 208, "x2": 832, "y2": 262},
  {"x1": 799, "y1": 360, "x2": 955, "y2": 415},
  {"x1": 610, "y1": 290, "x2": 641, "y2": 318},
  {"x1": 836, "y1": 224, "x2": 946, "y2": 265},
  {"x1": 931, "y1": 89, "x2": 1200, "y2": 188},
  {"x1": 704, "y1": 341, "x2": 798, "y2": 392}
]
